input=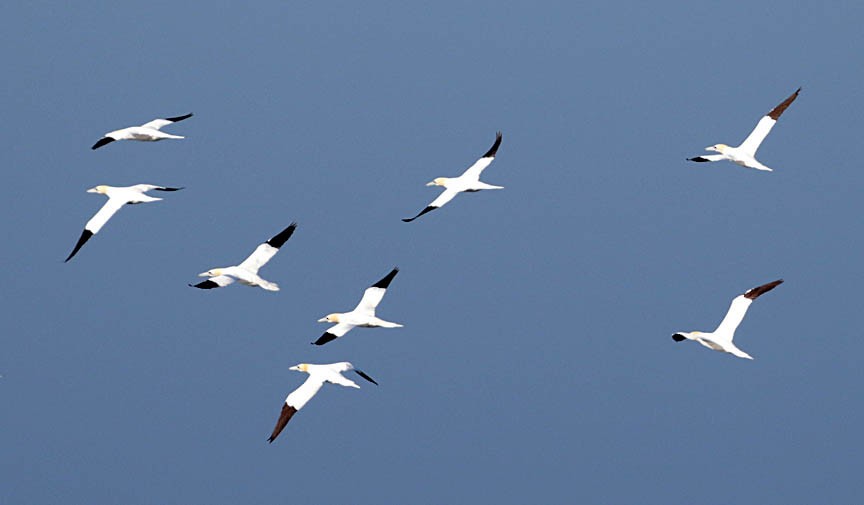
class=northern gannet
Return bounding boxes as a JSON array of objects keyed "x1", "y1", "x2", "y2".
[
  {"x1": 688, "y1": 88, "x2": 800, "y2": 171},
  {"x1": 672, "y1": 279, "x2": 783, "y2": 360},
  {"x1": 313, "y1": 268, "x2": 402, "y2": 345},
  {"x1": 190, "y1": 223, "x2": 297, "y2": 292},
  {"x1": 65, "y1": 184, "x2": 183, "y2": 262},
  {"x1": 402, "y1": 132, "x2": 503, "y2": 222},
  {"x1": 268, "y1": 362, "x2": 378, "y2": 443},
  {"x1": 91, "y1": 113, "x2": 193, "y2": 150}
]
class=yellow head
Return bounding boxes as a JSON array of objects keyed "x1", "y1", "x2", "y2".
[
  {"x1": 87, "y1": 185, "x2": 109, "y2": 194},
  {"x1": 198, "y1": 268, "x2": 224, "y2": 277},
  {"x1": 706, "y1": 144, "x2": 730, "y2": 153},
  {"x1": 317, "y1": 313, "x2": 341, "y2": 323},
  {"x1": 426, "y1": 177, "x2": 449, "y2": 187},
  {"x1": 290, "y1": 363, "x2": 310, "y2": 372}
]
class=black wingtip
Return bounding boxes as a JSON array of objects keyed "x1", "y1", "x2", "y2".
[
  {"x1": 266, "y1": 222, "x2": 298, "y2": 249},
  {"x1": 165, "y1": 113, "x2": 193, "y2": 123},
  {"x1": 688, "y1": 156, "x2": 710, "y2": 162},
  {"x1": 155, "y1": 186, "x2": 184, "y2": 192},
  {"x1": 91, "y1": 137, "x2": 115, "y2": 150},
  {"x1": 355, "y1": 369, "x2": 379, "y2": 386},
  {"x1": 766, "y1": 89, "x2": 800, "y2": 120},
  {"x1": 312, "y1": 332, "x2": 338, "y2": 346},
  {"x1": 65, "y1": 229, "x2": 94, "y2": 262},
  {"x1": 744, "y1": 279, "x2": 784, "y2": 300},
  {"x1": 672, "y1": 333, "x2": 686, "y2": 342},
  {"x1": 480, "y1": 131, "x2": 503, "y2": 159},
  {"x1": 402, "y1": 206, "x2": 437, "y2": 222},
  {"x1": 190, "y1": 280, "x2": 220, "y2": 289},
  {"x1": 372, "y1": 267, "x2": 399, "y2": 289}
]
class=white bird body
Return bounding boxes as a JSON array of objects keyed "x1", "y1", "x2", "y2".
[
  {"x1": 205, "y1": 266, "x2": 278, "y2": 291},
  {"x1": 403, "y1": 132, "x2": 503, "y2": 222},
  {"x1": 268, "y1": 362, "x2": 378, "y2": 443},
  {"x1": 92, "y1": 113, "x2": 193, "y2": 149},
  {"x1": 65, "y1": 184, "x2": 182, "y2": 262},
  {"x1": 313, "y1": 268, "x2": 402, "y2": 345},
  {"x1": 191, "y1": 223, "x2": 297, "y2": 292},
  {"x1": 672, "y1": 279, "x2": 783, "y2": 360},
  {"x1": 688, "y1": 88, "x2": 800, "y2": 172}
]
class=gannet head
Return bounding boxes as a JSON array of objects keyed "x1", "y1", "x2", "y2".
[
  {"x1": 289, "y1": 363, "x2": 310, "y2": 373},
  {"x1": 426, "y1": 177, "x2": 449, "y2": 187},
  {"x1": 318, "y1": 313, "x2": 341, "y2": 323},
  {"x1": 199, "y1": 268, "x2": 223, "y2": 277},
  {"x1": 706, "y1": 144, "x2": 729, "y2": 153},
  {"x1": 87, "y1": 185, "x2": 109, "y2": 194}
]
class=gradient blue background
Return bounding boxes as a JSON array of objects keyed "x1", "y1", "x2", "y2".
[{"x1": 2, "y1": 2, "x2": 862, "y2": 503}]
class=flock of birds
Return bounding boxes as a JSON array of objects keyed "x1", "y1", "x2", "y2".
[{"x1": 68, "y1": 87, "x2": 799, "y2": 442}]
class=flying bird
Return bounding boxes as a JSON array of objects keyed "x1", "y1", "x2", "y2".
[
  {"x1": 268, "y1": 362, "x2": 378, "y2": 443},
  {"x1": 190, "y1": 223, "x2": 297, "y2": 291},
  {"x1": 313, "y1": 267, "x2": 402, "y2": 345},
  {"x1": 402, "y1": 131, "x2": 503, "y2": 222},
  {"x1": 672, "y1": 279, "x2": 783, "y2": 360},
  {"x1": 91, "y1": 113, "x2": 193, "y2": 149},
  {"x1": 65, "y1": 184, "x2": 183, "y2": 262},
  {"x1": 688, "y1": 88, "x2": 800, "y2": 171}
]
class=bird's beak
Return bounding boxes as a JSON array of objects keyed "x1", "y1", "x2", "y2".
[
  {"x1": 317, "y1": 317, "x2": 328, "y2": 323},
  {"x1": 289, "y1": 365, "x2": 300, "y2": 371},
  {"x1": 705, "y1": 146, "x2": 716, "y2": 152},
  {"x1": 86, "y1": 188, "x2": 99, "y2": 193},
  {"x1": 198, "y1": 272, "x2": 210, "y2": 277},
  {"x1": 425, "y1": 181, "x2": 437, "y2": 186}
]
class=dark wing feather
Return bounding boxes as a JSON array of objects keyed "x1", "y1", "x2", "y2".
[{"x1": 267, "y1": 403, "x2": 298, "y2": 443}]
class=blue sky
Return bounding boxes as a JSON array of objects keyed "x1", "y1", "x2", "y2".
[{"x1": 2, "y1": 1, "x2": 863, "y2": 503}]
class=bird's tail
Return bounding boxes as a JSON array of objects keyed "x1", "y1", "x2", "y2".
[
  {"x1": 260, "y1": 281, "x2": 280, "y2": 292},
  {"x1": 727, "y1": 345, "x2": 754, "y2": 360}
]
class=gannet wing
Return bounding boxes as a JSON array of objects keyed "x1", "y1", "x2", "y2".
[
  {"x1": 65, "y1": 197, "x2": 126, "y2": 262},
  {"x1": 461, "y1": 131, "x2": 502, "y2": 180},
  {"x1": 687, "y1": 154, "x2": 725, "y2": 162},
  {"x1": 739, "y1": 88, "x2": 800, "y2": 156},
  {"x1": 238, "y1": 223, "x2": 297, "y2": 274},
  {"x1": 267, "y1": 375, "x2": 325, "y2": 443},
  {"x1": 129, "y1": 184, "x2": 184, "y2": 193},
  {"x1": 312, "y1": 322, "x2": 355, "y2": 346},
  {"x1": 354, "y1": 268, "x2": 399, "y2": 315},
  {"x1": 714, "y1": 279, "x2": 783, "y2": 339},
  {"x1": 189, "y1": 275, "x2": 235, "y2": 289},
  {"x1": 402, "y1": 188, "x2": 459, "y2": 222},
  {"x1": 140, "y1": 113, "x2": 194, "y2": 131}
]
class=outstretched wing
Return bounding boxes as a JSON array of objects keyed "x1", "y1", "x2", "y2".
[
  {"x1": 713, "y1": 279, "x2": 783, "y2": 339},
  {"x1": 238, "y1": 223, "x2": 297, "y2": 274},
  {"x1": 65, "y1": 197, "x2": 126, "y2": 262},
  {"x1": 461, "y1": 131, "x2": 502, "y2": 181},
  {"x1": 140, "y1": 113, "x2": 194, "y2": 131},
  {"x1": 129, "y1": 184, "x2": 184, "y2": 193},
  {"x1": 402, "y1": 188, "x2": 459, "y2": 222},
  {"x1": 91, "y1": 137, "x2": 115, "y2": 150},
  {"x1": 85, "y1": 197, "x2": 126, "y2": 235},
  {"x1": 312, "y1": 323, "x2": 355, "y2": 345},
  {"x1": 739, "y1": 88, "x2": 800, "y2": 156},
  {"x1": 189, "y1": 275, "x2": 235, "y2": 289},
  {"x1": 267, "y1": 375, "x2": 326, "y2": 443},
  {"x1": 354, "y1": 268, "x2": 399, "y2": 315},
  {"x1": 713, "y1": 295, "x2": 753, "y2": 341},
  {"x1": 687, "y1": 154, "x2": 725, "y2": 162},
  {"x1": 267, "y1": 404, "x2": 298, "y2": 443}
]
